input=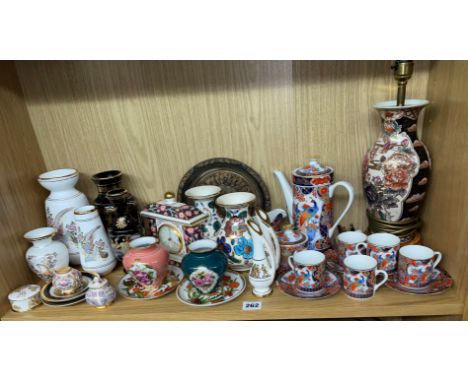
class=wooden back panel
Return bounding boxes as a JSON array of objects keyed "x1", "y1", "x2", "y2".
[
  {"x1": 421, "y1": 60, "x2": 468, "y2": 295},
  {"x1": 0, "y1": 61, "x2": 47, "y2": 315},
  {"x1": 16, "y1": 60, "x2": 429, "y2": 232}
]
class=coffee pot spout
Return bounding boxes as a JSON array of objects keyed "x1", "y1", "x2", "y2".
[{"x1": 273, "y1": 170, "x2": 293, "y2": 224}]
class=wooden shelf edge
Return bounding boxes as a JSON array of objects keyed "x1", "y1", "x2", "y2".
[{"x1": 2, "y1": 267, "x2": 464, "y2": 321}]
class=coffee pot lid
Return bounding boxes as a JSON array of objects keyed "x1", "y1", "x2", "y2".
[
  {"x1": 277, "y1": 224, "x2": 307, "y2": 246},
  {"x1": 294, "y1": 159, "x2": 332, "y2": 177}
]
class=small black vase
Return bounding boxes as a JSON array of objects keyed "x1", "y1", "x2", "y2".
[{"x1": 104, "y1": 188, "x2": 142, "y2": 261}]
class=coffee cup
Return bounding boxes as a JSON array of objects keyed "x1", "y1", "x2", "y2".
[
  {"x1": 343, "y1": 255, "x2": 388, "y2": 299},
  {"x1": 52, "y1": 266, "x2": 83, "y2": 295},
  {"x1": 367, "y1": 233, "x2": 400, "y2": 271},
  {"x1": 398, "y1": 245, "x2": 442, "y2": 288},
  {"x1": 336, "y1": 231, "x2": 367, "y2": 266},
  {"x1": 288, "y1": 250, "x2": 326, "y2": 292}
]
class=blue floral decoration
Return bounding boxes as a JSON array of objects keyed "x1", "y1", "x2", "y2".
[{"x1": 234, "y1": 237, "x2": 253, "y2": 260}]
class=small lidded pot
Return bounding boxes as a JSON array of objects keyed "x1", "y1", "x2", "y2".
[
  {"x1": 276, "y1": 224, "x2": 308, "y2": 277},
  {"x1": 122, "y1": 236, "x2": 169, "y2": 289},
  {"x1": 52, "y1": 266, "x2": 82, "y2": 295},
  {"x1": 8, "y1": 284, "x2": 42, "y2": 313},
  {"x1": 181, "y1": 239, "x2": 228, "y2": 294},
  {"x1": 85, "y1": 274, "x2": 116, "y2": 309}
]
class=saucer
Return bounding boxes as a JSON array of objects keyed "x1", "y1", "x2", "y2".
[
  {"x1": 324, "y1": 249, "x2": 344, "y2": 273},
  {"x1": 386, "y1": 268, "x2": 454, "y2": 295},
  {"x1": 49, "y1": 275, "x2": 91, "y2": 299},
  {"x1": 42, "y1": 295, "x2": 86, "y2": 307},
  {"x1": 117, "y1": 265, "x2": 183, "y2": 300},
  {"x1": 176, "y1": 271, "x2": 246, "y2": 307},
  {"x1": 41, "y1": 274, "x2": 92, "y2": 303},
  {"x1": 277, "y1": 270, "x2": 341, "y2": 299}
]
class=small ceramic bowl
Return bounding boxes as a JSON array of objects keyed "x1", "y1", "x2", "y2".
[{"x1": 8, "y1": 284, "x2": 42, "y2": 312}]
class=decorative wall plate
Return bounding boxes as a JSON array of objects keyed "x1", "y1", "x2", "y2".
[
  {"x1": 177, "y1": 158, "x2": 271, "y2": 211},
  {"x1": 176, "y1": 271, "x2": 246, "y2": 307}
]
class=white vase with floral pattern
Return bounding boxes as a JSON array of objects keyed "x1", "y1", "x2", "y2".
[
  {"x1": 24, "y1": 227, "x2": 69, "y2": 282},
  {"x1": 38, "y1": 168, "x2": 89, "y2": 265},
  {"x1": 247, "y1": 219, "x2": 276, "y2": 297},
  {"x1": 74, "y1": 205, "x2": 116, "y2": 275}
]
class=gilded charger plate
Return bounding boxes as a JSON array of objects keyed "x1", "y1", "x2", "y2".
[
  {"x1": 117, "y1": 265, "x2": 183, "y2": 300},
  {"x1": 177, "y1": 157, "x2": 271, "y2": 211},
  {"x1": 385, "y1": 268, "x2": 454, "y2": 295},
  {"x1": 176, "y1": 271, "x2": 246, "y2": 307}
]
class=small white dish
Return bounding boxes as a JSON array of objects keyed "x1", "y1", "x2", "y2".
[{"x1": 176, "y1": 271, "x2": 246, "y2": 307}]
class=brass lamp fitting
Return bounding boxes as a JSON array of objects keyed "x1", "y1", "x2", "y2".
[{"x1": 391, "y1": 60, "x2": 414, "y2": 106}]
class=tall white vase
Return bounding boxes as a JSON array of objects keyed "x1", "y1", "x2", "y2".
[
  {"x1": 74, "y1": 205, "x2": 117, "y2": 275},
  {"x1": 38, "y1": 168, "x2": 89, "y2": 265}
]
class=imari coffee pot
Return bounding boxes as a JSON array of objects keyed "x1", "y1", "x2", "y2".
[{"x1": 274, "y1": 159, "x2": 354, "y2": 251}]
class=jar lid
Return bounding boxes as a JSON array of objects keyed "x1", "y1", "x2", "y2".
[
  {"x1": 8, "y1": 284, "x2": 41, "y2": 301},
  {"x1": 277, "y1": 225, "x2": 308, "y2": 246},
  {"x1": 141, "y1": 193, "x2": 208, "y2": 226},
  {"x1": 293, "y1": 159, "x2": 332, "y2": 177},
  {"x1": 88, "y1": 275, "x2": 108, "y2": 289}
]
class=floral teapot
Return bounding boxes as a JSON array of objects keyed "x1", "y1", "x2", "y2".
[{"x1": 274, "y1": 159, "x2": 354, "y2": 251}]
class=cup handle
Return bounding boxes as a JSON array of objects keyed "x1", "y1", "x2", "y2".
[
  {"x1": 356, "y1": 242, "x2": 367, "y2": 254},
  {"x1": 287, "y1": 256, "x2": 295, "y2": 272},
  {"x1": 433, "y1": 251, "x2": 442, "y2": 269},
  {"x1": 328, "y1": 181, "x2": 354, "y2": 238},
  {"x1": 374, "y1": 270, "x2": 388, "y2": 292}
]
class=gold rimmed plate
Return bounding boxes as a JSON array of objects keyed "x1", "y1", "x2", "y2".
[{"x1": 41, "y1": 274, "x2": 92, "y2": 303}]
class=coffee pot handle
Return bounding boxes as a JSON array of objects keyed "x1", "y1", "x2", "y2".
[{"x1": 328, "y1": 181, "x2": 354, "y2": 239}]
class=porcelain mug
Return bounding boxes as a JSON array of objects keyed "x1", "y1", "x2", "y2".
[
  {"x1": 52, "y1": 266, "x2": 83, "y2": 295},
  {"x1": 288, "y1": 250, "x2": 326, "y2": 292},
  {"x1": 343, "y1": 255, "x2": 388, "y2": 299},
  {"x1": 398, "y1": 245, "x2": 442, "y2": 288},
  {"x1": 336, "y1": 231, "x2": 367, "y2": 267},
  {"x1": 367, "y1": 233, "x2": 400, "y2": 272}
]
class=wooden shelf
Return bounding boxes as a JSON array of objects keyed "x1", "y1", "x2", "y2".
[{"x1": 2, "y1": 266, "x2": 463, "y2": 321}]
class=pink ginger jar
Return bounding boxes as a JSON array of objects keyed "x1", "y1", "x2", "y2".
[{"x1": 122, "y1": 236, "x2": 169, "y2": 288}]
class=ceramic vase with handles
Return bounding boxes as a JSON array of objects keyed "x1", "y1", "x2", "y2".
[
  {"x1": 38, "y1": 168, "x2": 89, "y2": 265},
  {"x1": 362, "y1": 100, "x2": 431, "y2": 239},
  {"x1": 181, "y1": 239, "x2": 228, "y2": 294},
  {"x1": 185, "y1": 185, "x2": 223, "y2": 240},
  {"x1": 74, "y1": 205, "x2": 117, "y2": 275},
  {"x1": 274, "y1": 159, "x2": 354, "y2": 252},
  {"x1": 24, "y1": 227, "x2": 69, "y2": 282},
  {"x1": 215, "y1": 192, "x2": 257, "y2": 271},
  {"x1": 247, "y1": 219, "x2": 276, "y2": 297}
]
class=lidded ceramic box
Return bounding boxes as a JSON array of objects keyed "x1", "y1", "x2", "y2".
[{"x1": 140, "y1": 192, "x2": 208, "y2": 262}]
